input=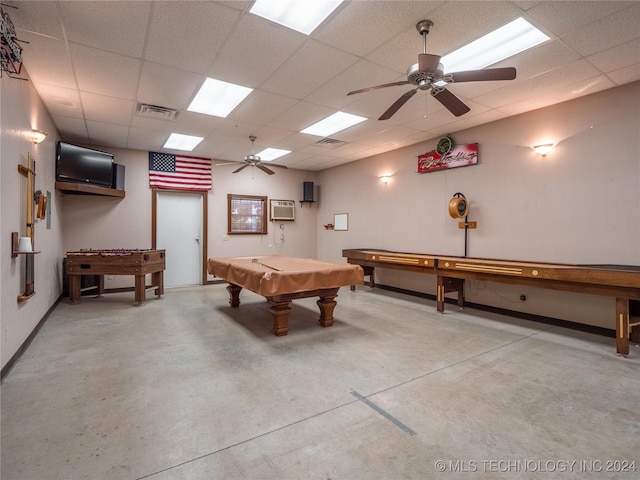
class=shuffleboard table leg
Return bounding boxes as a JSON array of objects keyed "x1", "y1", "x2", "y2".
[
  {"x1": 269, "y1": 301, "x2": 291, "y2": 336},
  {"x1": 616, "y1": 298, "x2": 630, "y2": 356},
  {"x1": 317, "y1": 295, "x2": 338, "y2": 327},
  {"x1": 436, "y1": 276, "x2": 445, "y2": 313},
  {"x1": 226, "y1": 284, "x2": 242, "y2": 307}
]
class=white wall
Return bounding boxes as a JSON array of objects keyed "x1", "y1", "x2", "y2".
[
  {"x1": 1, "y1": 70, "x2": 63, "y2": 369},
  {"x1": 316, "y1": 81, "x2": 640, "y2": 329}
]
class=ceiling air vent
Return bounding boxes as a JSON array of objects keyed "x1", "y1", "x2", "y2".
[
  {"x1": 315, "y1": 137, "x2": 344, "y2": 147},
  {"x1": 134, "y1": 103, "x2": 179, "y2": 121}
]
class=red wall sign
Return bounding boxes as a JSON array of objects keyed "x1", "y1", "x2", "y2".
[{"x1": 417, "y1": 143, "x2": 478, "y2": 173}]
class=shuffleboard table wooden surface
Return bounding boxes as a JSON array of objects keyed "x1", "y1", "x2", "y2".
[{"x1": 343, "y1": 248, "x2": 640, "y2": 356}]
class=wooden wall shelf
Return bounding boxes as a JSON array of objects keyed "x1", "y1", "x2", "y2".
[{"x1": 55, "y1": 181, "x2": 125, "y2": 198}]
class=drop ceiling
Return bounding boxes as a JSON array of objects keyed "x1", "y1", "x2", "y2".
[{"x1": 8, "y1": 0, "x2": 640, "y2": 171}]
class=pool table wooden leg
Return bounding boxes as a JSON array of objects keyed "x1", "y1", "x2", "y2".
[
  {"x1": 317, "y1": 294, "x2": 337, "y2": 327},
  {"x1": 227, "y1": 283, "x2": 242, "y2": 307},
  {"x1": 269, "y1": 300, "x2": 292, "y2": 336}
]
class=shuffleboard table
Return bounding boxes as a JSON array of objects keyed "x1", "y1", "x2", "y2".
[
  {"x1": 343, "y1": 248, "x2": 640, "y2": 356},
  {"x1": 208, "y1": 256, "x2": 364, "y2": 335},
  {"x1": 66, "y1": 249, "x2": 165, "y2": 305}
]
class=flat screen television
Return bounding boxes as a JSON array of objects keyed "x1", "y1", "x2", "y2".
[{"x1": 56, "y1": 142, "x2": 114, "y2": 187}]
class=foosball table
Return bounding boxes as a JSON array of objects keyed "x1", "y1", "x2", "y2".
[{"x1": 65, "y1": 249, "x2": 165, "y2": 305}]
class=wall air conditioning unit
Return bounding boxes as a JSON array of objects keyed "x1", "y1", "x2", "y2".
[{"x1": 270, "y1": 200, "x2": 295, "y2": 221}]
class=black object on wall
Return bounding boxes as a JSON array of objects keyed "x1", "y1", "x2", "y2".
[
  {"x1": 303, "y1": 181, "x2": 314, "y2": 202},
  {"x1": 112, "y1": 163, "x2": 125, "y2": 190}
]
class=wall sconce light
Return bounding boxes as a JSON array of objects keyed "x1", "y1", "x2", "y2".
[
  {"x1": 30, "y1": 129, "x2": 48, "y2": 144},
  {"x1": 532, "y1": 143, "x2": 554, "y2": 156},
  {"x1": 380, "y1": 176, "x2": 390, "y2": 184}
]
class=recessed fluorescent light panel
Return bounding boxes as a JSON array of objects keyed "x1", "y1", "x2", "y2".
[
  {"x1": 257, "y1": 148, "x2": 291, "y2": 161},
  {"x1": 187, "y1": 78, "x2": 253, "y2": 118},
  {"x1": 441, "y1": 17, "x2": 550, "y2": 72},
  {"x1": 163, "y1": 133, "x2": 203, "y2": 151},
  {"x1": 301, "y1": 112, "x2": 367, "y2": 137},
  {"x1": 250, "y1": 0, "x2": 343, "y2": 35}
]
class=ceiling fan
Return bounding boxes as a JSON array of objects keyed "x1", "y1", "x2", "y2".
[
  {"x1": 348, "y1": 20, "x2": 517, "y2": 120},
  {"x1": 232, "y1": 136, "x2": 288, "y2": 175}
]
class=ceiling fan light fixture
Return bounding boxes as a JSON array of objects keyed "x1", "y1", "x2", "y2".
[
  {"x1": 441, "y1": 17, "x2": 549, "y2": 72},
  {"x1": 187, "y1": 77, "x2": 253, "y2": 118},
  {"x1": 257, "y1": 148, "x2": 291, "y2": 161},
  {"x1": 250, "y1": 0, "x2": 343, "y2": 35},
  {"x1": 301, "y1": 111, "x2": 366, "y2": 137},
  {"x1": 163, "y1": 133, "x2": 203, "y2": 151}
]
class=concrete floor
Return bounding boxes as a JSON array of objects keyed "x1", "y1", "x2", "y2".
[{"x1": 1, "y1": 284, "x2": 639, "y2": 480}]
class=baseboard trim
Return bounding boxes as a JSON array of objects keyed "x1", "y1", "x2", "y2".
[
  {"x1": 374, "y1": 283, "x2": 615, "y2": 338},
  {"x1": 1, "y1": 295, "x2": 63, "y2": 382}
]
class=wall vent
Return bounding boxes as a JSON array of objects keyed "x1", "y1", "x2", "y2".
[{"x1": 134, "y1": 103, "x2": 179, "y2": 121}]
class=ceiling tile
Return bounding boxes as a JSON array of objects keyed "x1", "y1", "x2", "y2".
[
  {"x1": 20, "y1": 32, "x2": 76, "y2": 89},
  {"x1": 33, "y1": 83, "x2": 82, "y2": 118},
  {"x1": 52, "y1": 115, "x2": 89, "y2": 142},
  {"x1": 58, "y1": 1, "x2": 151, "y2": 57},
  {"x1": 261, "y1": 40, "x2": 358, "y2": 99},
  {"x1": 86, "y1": 120, "x2": 129, "y2": 146},
  {"x1": 138, "y1": 61, "x2": 204, "y2": 109},
  {"x1": 560, "y1": 3, "x2": 640, "y2": 56},
  {"x1": 144, "y1": 1, "x2": 241, "y2": 73},
  {"x1": 587, "y1": 38, "x2": 640, "y2": 73},
  {"x1": 229, "y1": 90, "x2": 299, "y2": 125},
  {"x1": 80, "y1": 92, "x2": 135, "y2": 125},
  {"x1": 210, "y1": 12, "x2": 305, "y2": 87},
  {"x1": 71, "y1": 44, "x2": 141, "y2": 99}
]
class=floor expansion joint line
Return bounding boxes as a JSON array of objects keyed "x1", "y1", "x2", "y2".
[
  {"x1": 134, "y1": 399, "x2": 361, "y2": 479},
  {"x1": 351, "y1": 390, "x2": 417, "y2": 436},
  {"x1": 360, "y1": 329, "x2": 552, "y2": 399}
]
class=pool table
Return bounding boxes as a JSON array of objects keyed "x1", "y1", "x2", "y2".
[{"x1": 208, "y1": 256, "x2": 364, "y2": 335}]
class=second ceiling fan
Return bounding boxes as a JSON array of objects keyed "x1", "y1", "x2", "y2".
[
  {"x1": 348, "y1": 20, "x2": 517, "y2": 120},
  {"x1": 233, "y1": 136, "x2": 288, "y2": 175}
]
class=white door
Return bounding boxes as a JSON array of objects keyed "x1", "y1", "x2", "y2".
[{"x1": 156, "y1": 191, "x2": 202, "y2": 288}]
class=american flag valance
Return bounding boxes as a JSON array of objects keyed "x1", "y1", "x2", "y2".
[{"x1": 148, "y1": 152, "x2": 212, "y2": 191}]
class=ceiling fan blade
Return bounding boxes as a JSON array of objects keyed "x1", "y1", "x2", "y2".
[
  {"x1": 448, "y1": 67, "x2": 517, "y2": 83},
  {"x1": 379, "y1": 88, "x2": 418, "y2": 120},
  {"x1": 431, "y1": 87, "x2": 470, "y2": 117},
  {"x1": 347, "y1": 81, "x2": 410, "y2": 96},
  {"x1": 232, "y1": 164, "x2": 249, "y2": 174},
  {"x1": 256, "y1": 163, "x2": 275, "y2": 175},
  {"x1": 418, "y1": 53, "x2": 441, "y2": 72}
]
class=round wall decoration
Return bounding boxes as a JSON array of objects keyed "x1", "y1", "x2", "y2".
[
  {"x1": 448, "y1": 195, "x2": 468, "y2": 218},
  {"x1": 436, "y1": 135, "x2": 454, "y2": 155}
]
